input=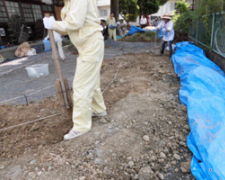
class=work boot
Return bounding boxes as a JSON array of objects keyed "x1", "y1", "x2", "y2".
[
  {"x1": 92, "y1": 111, "x2": 107, "y2": 117},
  {"x1": 64, "y1": 129, "x2": 89, "y2": 140}
]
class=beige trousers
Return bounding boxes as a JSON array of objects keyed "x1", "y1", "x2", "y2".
[
  {"x1": 108, "y1": 29, "x2": 117, "y2": 41},
  {"x1": 72, "y1": 36, "x2": 106, "y2": 132}
]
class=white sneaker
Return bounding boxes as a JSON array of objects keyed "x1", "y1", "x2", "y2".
[
  {"x1": 64, "y1": 129, "x2": 88, "y2": 140},
  {"x1": 92, "y1": 111, "x2": 107, "y2": 117}
]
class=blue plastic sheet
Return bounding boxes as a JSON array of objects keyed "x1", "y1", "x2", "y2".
[
  {"x1": 126, "y1": 26, "x2": 146, "y2": 36},
  {"x1": 172, "y1": 41, "x2": 225, "y2": 180},
  {"x1": 126, "y1": 26, "x2": 165, "y2": 39},
  {"x1": 43, "y1": 40, "x2": 51, "y2": 52}
]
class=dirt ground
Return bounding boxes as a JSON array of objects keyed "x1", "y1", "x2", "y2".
[{"x1": 0, "y1": 53, "x2": 194, "y2": 180}]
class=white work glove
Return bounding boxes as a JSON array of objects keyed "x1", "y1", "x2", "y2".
[{"x1": 43, "y1": 16, "x2": 55, "y2": 30}]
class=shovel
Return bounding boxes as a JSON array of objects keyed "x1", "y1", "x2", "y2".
[{"x1": 45, "y1": 14, "x2": 73, "y2": 119}]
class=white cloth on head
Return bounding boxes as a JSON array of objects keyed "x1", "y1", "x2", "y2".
[
  {"x1": 157, "y1": 20, "x2": 175, "y2": 41},
  {"x1": 43, "y1": 16, "x2": 55, "y2": 30}
]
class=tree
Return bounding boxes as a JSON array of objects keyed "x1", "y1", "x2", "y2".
[
  {"x1": 175, "y1": 0, "x2": 190, "y2": 13},
  {"x1": 137, "y1": 0, "x2": 159, "y2": 16},
  {"x1": 197, "y1": 0, "x2": 225, "y2": 15},
  {"x1": 172, "y1": 0, "x2": 192, "y2": 34},
  {"x1": 111, "y1": 0, "x2": 119, "y2": 21},
  {"x1": 158, "y1": 0, "x2": 168, "y2": 6},
  {"x1": 119, "y1": 0, "x2": 138, "y2": 25}
]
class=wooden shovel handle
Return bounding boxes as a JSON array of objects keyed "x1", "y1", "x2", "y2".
[{"x1": 45, "y1": 13, "x2": 70, "y2": 109}]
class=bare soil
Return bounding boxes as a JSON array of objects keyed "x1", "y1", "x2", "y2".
[{"x1": 0, "y1": 53, "x2": 194, "y2": 180}]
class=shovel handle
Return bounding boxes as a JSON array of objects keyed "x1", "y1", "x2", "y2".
[{"x1": 45, "y1": 13, "x2": 70, "y2": 109}]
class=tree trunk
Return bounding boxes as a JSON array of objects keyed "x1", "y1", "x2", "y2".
[{"x1": 111, "y1": 0, "x2": 119, "y2": 21}]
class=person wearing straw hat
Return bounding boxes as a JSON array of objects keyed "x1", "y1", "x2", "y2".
[{"x1": 157, "y1": 14, "x2": 175, "y2": 58}]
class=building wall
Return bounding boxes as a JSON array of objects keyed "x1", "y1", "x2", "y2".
[
  {"x1": 97, "y1": 0, "x2": 110, "y2": 7},
  {"x1": 97, "y1": 5, "x2": 110, "y2": 20}
]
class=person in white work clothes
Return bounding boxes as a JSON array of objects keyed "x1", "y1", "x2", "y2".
[
  {"x1": 44, "y1": 16, "x2": 65, "y2": 61},
  {"x1": 140, "y1": 15, "x2": 147, "y2": 29},
  {"x1": 43, "y1": 0, "x2": 107, "y2": 140},
  {"x1": 157, "y1": 14, "x2": 175, "y2": 58},
  {"x1": 107, "y1": 13, "x2": 117, "y2": 41}
]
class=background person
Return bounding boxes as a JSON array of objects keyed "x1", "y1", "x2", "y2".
[
  {"x1": 157, "y1": 14, "x2": 175, "y2": 58},
  {"x1": 43, "y1": 0, "x2": 107, "y2": 140},
  {"x1": 140, "y1": 15, "x2": 147, "y2": 29},
  {"x1": 106, "y1": 13, "x2": 117, "y2": 41},
  {"x1": 44, "y1": 26, "x2": 65, "y2": 61}
]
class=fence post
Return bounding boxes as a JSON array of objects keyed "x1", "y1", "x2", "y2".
[
  {"x1": 196, "y1": 18, "x2": 199, "y2": 41},
  {"x1": 210, "y1": 13, "x2": 215, "y2": 51}
]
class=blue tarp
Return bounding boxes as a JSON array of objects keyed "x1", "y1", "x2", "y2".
[
  {"x1": 126, "y1": 26, "x2": 165, "y2": 39},
  {"x1": 126, "y1": 26, "x2": 146, "y2": 36},
  {"x1": 172, "y1": 41, "x2": 225, "y2": 180}
]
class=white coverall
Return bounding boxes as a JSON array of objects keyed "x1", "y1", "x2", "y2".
[
  {"x1": 52, "y1": 0, "x2": 106, "y2": 132},
  {"x1": 45, "y1": 31, "x2": 65, "y2": 60},
  {"x1": 106, "y1": 17, "x2": 117, "y2": 41}
]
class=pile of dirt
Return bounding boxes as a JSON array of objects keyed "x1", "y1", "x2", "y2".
[
  {"x1": 0, "y1": 53, "x2": 194, "y2": 180},
  {"x1": 119, "y1": 32, "x2": 159, "y2": 43}
]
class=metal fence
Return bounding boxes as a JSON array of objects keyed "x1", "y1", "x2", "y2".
[{"x1": 189, "y1": 12, "x2": 225, "y2": 58}]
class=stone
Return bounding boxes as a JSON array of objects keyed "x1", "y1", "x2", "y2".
[
  {"x1": 167, "y1": 142, "x2": 172, "y2": 148},
  {"x1": 175, "y1": 168, "x2": 179, "y2": 172},
  {"x1": 53, "y1": 155, "x2": 65, "y2": 165},
  {"x1": 160, "y1": 152, "x2": 166, "y2": 159},
  {"x1": 143, "y1": 135, "x2": 150, "y2": 142},
  {"x1": 0, "y1": 165, "x2": 5, "y2": 170},
  {"x1": 103, "y1": 166, "x2": 112, "y2": 175},
  {"x1": 79, "y1": 176, "x2": 86, "y2": 180},
  {"x1": 158, "y1": 173, "x2": 164, "y2": 179},
  {"x1": 128, "y1": 161, "x2": 134, "y2": 168},
  {"x1": 171, "y1": 161, "x2": 176, "y2": 165},
  {"x1": 96, "y1": 149, "x2": 103, "y2": 157},
  {"x1": 28, "y1": 172, "x2": 36, "y2": 178},
  {"x1": 138, "y1": 166, "x2": 153, "y2": 180},
  {"x1": 184, "y1": 125, "x2": 190, "y2": 130},
  {"x1": 30, "y1": 123, "x2": 39, "y2": 131},
  {"x1": 29, "y1": 159, "x2": 37, "y2": 165},
  {"x1": 158, "y1": 159, "x2": 164, "y2": 163},
  {"x1": 127, "y1": 156, "x2": 132, "y2": 160},
  {"x1": 37, "y1": 171, "x2": 43, "y2": 176},
  {"x1": 173, "y1": 154, "x2": 181, "y2": 160},
  {"x1": 108, "y1": 125, "x2": 113, "y2": 129},
  {"x1": 87, "y1": 153, "x2": 94, "y2": 159},
  {"x1": 151, "y1": 156, "x2": 157, "y2": 161},
  {"x1": 180, "y1": 162, "x2": 191, "y2": 173},
  {"x1": 100, "y1": 118, "x2": 107, "y2": 124}
]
